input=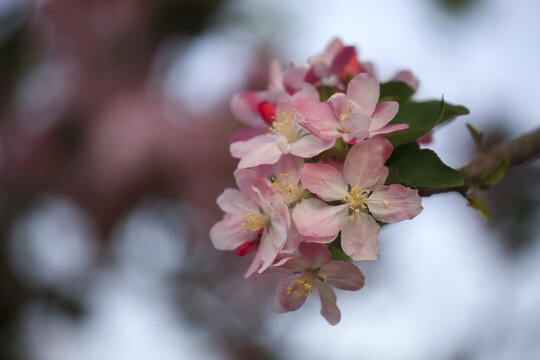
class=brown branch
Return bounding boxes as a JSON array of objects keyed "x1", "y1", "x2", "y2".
[{"x1": 420, "y1": 127, "x2": 540, "y2": 196}]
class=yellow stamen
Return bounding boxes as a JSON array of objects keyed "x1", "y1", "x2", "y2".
[
  {"x1": 271, "y1": 173, "x2": 305, "y2": 205},
  {"x1": 383, "y1": 201, "x2": 390, "y2": 208},
  {"x1": 341, "y1": 186, "x2": 372, "y2": 215},
  {"x1": 267, "y1": 112, "x2": 302, "y2": 143},
  {"x1": 286, "y1": 274, "x2": 314, "y2": 298},
  {"x1": 239, "y1": 213, "x2": 269, "y2": 232}
]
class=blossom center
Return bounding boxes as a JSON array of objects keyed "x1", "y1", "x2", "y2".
[
  {"x1": 341, "y1": 186, "x2": 371, "y2": 220},
  {"x1": 267, "y1": 111, "x2": 302, "y2": 143},
  {"x1": 239, "y1": 213, "x2": 270, "y2": 232},
  {"x1": 287, "y1": 273, "x2": 315, "y2": 298},
  {"x1": 271, "y1": 171, "x2": 305, "y2": 205}
]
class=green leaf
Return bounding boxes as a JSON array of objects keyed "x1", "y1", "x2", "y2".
[
  {"x1": 441, "y1": 103, "x2": 470, "y2": 123},
  {"x1": 385, "y1": 100, "x2": 469, "y2": 147},
  {"x1": 327, "y1": 234, "x2": 351, "y2": 262},
  {"x1": 387, "y1": 143, "x2": 464, "y2": 188},
  {"x1": 385, "y1": 100, "x2": 445, "y2": 147},
  {"x1": 319, "y1": 85, "x2": 340, "y2": 101},
  {"x1": 384, "y1": 167, "x2": 404, "y2": 185},
  {"x1": 379, "y1": 81, "x2": 415, "y2": 103},
  {"x1": 465, "y1": 192, "x2": 491, "y2": 221},
  {"x1": 480, "y1": 159, "x2": 509, "y2": 189},
  {"x1": 329, "y1": 245, "x2": 351, "y2": 262},
  {"x1": 466, "y1": 123, "x2": 483, "y2": 149}
]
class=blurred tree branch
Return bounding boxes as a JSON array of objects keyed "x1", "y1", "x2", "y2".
[{"x1": 420, "y1": 127, "x2": 540, "y2": 196}]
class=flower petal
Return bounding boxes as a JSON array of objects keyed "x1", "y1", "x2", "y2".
[
  {"x1": 341, "y1": 212, "x2": 380, "y2": 261},
  {"x1": 347, "y1": 73, "x2": 379, "y2": 115},
  {"x1": 343, "y1": 138, "x2": 393, "y2": 189},
  {"x1": 329, "y1": 46, "x2": 356, "y2": 75},
  {"x1": 309, "y1": 38, "x2": 343, "y2": 66},
  {"x1": 244, "y1": 227, "x2": 281, "y2": 277},
  {"x1": 342, "y1": 112, "x2": 372, "y2": 144},
  {"x1": 320, "y1": 261, "x2": 365, "y2": 290},
  {"x1": 216, "y1": 188, "x2": 258, "y2": 214},
  {"x1": 268, "y1": 59, "x2": 285, "y2": 91},
  {"x1": 365, "y1": 184, "x2": 423, "y2": 223},
  {"x1": 291, "y1": 95, "x2": 340, "y2": 140},
  {"x1": 210, "y1": 216, "x2": 256, "y2": 251},
  {"x1": 299, "y1": 83, "x2": 320, "y2": 100},
  {"x1": 328, "y1": 93, "x2": 350, "y2": 118},
  {"x1": 361, "y1": 61, "x2": 376, "y2": 77},
  {"x1": 258, "y1": 89, "x2": 285, "y2": 104},
  {"x1": 234, "y1": 168, "x2": 272, "y2": 202},
  {"x1": 370, "y1": 101, "x2": 399, "y2": 131},
  {"x1": 289, "y1": 134, "x2": 335, "y2": 159},
  {"x1": 298, "y1": 242, "x2": 332, "y2": 269},
  {"x1": 273, "y1": 154, "x2": 303, "y2": 184},
  {"x1": 283, "y1": 67, "x2": 309, "y2": 94},
  {"x1": 292, "y1": 198, "x2": 348, "y2": 238},
  {"x1": 300, "y1": 162, "x2": 348, "y2": 201},
  {"x1": 272, "y1": 274, "x2": 309, "y2": 313},
  {"x1": 392, "y1": 70, "x2": 419, "y2": 90},
  {"x1": 269, "y1": 193, "x2": 291, "y2": 245},
  {"x1": 265, "y1": 255, "x2": 304, "y2": 274},
  {"x1": 316, "y1": 282, "x2": 341, "y2": 325},
  {"x1": 231, "y1": 91, "x2": 262, "y2": 127},
  {"x1": 368, "y1": 123, "x2": 409, "y2": 137},
  {"x1": 303, "y1": 234, "x2": 337, "y2": 244},
  {"x1": 281, "y1": 218, "x2": 300, "y2": 254},
  {"x1": 230, "y1": 135, "x2": 283, "y2": 169}
]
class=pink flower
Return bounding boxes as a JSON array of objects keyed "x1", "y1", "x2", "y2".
[
  {"x1": 271, "y1": 154, "x2": 307, "y2": 207},
  {"x1": 292, "y1": 74, "x2": 408, "y2": 145},
  {"x1": 230, "y1": 60, "x2": 308, "y2": 133},
  {"x1": 293, "y1": 138, "x2": 423, "y2": 260},
  {"x1": 305, "y1": 38, "x2": 373, "y2": 85},
  {"x1": 391, "y1": 70, "x2": 419, "y2": 91},
  {"x1": 272, "y1": 156, "x2": 341, "y2": 245},
  {"x1": 209, "y1": 169, "x2": 293, "y2": 277},
  {"x1": 417, "y1": 131, "x2": 433, "y2": 145},
  {"x1": 270, "y1": 155, "x2": 335, "y2": 247},
  {"x1": 269, "y1": 242, "x2": 365, "y2": 325},
  {"x1": 268, "y1": 59, "x2": 308, "y2": 94},
  {"x1": 230, "y1": 91, "x2": 335, "y2": 169},
  {"x1": 231, "y1": 90, "x2": 283, "y2": 128}
]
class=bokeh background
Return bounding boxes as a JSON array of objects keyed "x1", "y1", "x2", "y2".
[{"x1": 0, "y1": 0, "x2": 539, "y2": 359}]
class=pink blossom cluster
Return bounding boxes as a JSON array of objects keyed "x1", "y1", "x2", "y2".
[{"x1": 210, "y1": 39, "x2": 423, "y2": 325}]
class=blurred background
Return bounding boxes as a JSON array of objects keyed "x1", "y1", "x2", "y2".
[{"x1": 0, "y1": 0, "x2": 539, "y2": 359}]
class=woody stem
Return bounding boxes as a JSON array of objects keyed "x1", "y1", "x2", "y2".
[{"x1": 420, "y1": 127, "x2": 540, "y2": 196}]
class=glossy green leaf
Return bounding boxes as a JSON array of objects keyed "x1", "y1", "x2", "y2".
[
  {"x1": 384, "y1": 167, "x2": 404, "y2": 185},
  {"x1": 379, "y1": 81, "x2": 415, "y2": 103},
  {"x1": 387, "y1": 143, "x2": 464, "y2": 188},
  {"x1": 385, "y1": 100, "x2": 469, "y2": 147},
  {"x1": 385, "y1": 100, "x2": 444, "y2": 147},
  {"x1": 440, "y1": 103, "x2": 470, "y2": 123}
]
